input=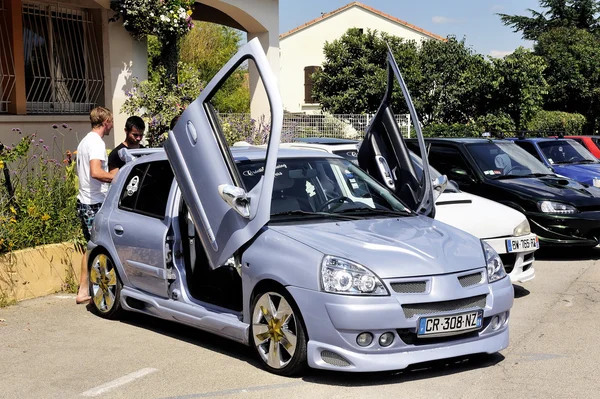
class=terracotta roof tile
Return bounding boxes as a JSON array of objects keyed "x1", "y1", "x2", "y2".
[{"x1": 279, "y1": 2, "x2": 446, "y2": 41}]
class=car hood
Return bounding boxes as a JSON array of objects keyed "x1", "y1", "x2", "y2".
[
  {"x1": 269, "y1": 216, "x2": 485, "y2": 279},
  {"x1": 435, "y1": 192, "x2": 525, "y2": 239},
  {"x1": 486, "y1": 175, "x2": 600, "y2": 207},
  {"x1": 552, "y1": 163, "x2": 600, "y2": 185}
]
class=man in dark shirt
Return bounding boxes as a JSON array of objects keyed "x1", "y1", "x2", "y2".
[{"x1": 108, "y1": 116, "x2": 145, "y2": 171}]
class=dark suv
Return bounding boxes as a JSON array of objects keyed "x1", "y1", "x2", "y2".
[{"x1": 407, "y1": 138, "x2": 600, "y2": 247}]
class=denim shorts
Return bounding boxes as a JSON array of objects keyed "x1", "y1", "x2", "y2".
[{"x1": 76, "y1": 200, "x2": 102, "y2": 241}]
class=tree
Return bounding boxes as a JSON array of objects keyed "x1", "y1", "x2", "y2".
[
  {"x1": 490, "y1": 47, "x2": 548, "y2": 130},
  {"x1": 499, "y1": 0, "x2": 600, "y2": 41},
  {"x1": 535, "y1": 27, "x2": 600, "y2": 132},
  {"x1": 415, "y1": 36, "x2": 494, "y2": 124},
  {"x1": 311, "y1": 28, "x2": 420, "y2": 115},
  {"x1": 179, "y1": 22, "x2": 249, "y2": 113}
]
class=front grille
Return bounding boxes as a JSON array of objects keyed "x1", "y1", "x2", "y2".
[
  {"x1": 499, "y1": 253, "x2": 516, "y2": 273},
  {"x1": 401, "y1": 295, "x2": 487, "y2": 319},
  {"x1": 391, "y1": 281, "x2": 427, "y2": 294},
  {"x1": 321, "y1": 350, "x2": 351, "y2": 367},
  {"x1": 458, "y1": 272, "x2": 483, "y2": 288}
]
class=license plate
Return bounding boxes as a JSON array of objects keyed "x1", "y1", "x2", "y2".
[
  {"x1": 417, "y1": 310, "x2": 483, "y2": 337},
  {"x1": 506, "y1": 236, "x2": 539, "y2": 253}
]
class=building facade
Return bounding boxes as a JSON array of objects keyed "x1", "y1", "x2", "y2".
[
  {"x1": 0, "y1": 0, "x2": 279, "y2": 152},
  {"x1": 279, "y1": 2, "x2": 445, "y2": 114}
]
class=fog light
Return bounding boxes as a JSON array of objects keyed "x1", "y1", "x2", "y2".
[
  {"x1": 491, "y1": 315, "x2": 501, "y2": 330},
  {"x1": 356, "y1": 332, "x2": 373, "y2": 347},
  {"x1": 379, "y1": 332, "x2": 395, "y2": 347}
]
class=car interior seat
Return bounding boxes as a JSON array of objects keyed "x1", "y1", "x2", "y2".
[{"x1": 494, "y1": 153, "x2": 512, "y2": 174}]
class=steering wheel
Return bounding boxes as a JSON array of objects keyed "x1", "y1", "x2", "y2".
[
  {"x1": 318, "y1": 196, "x2": 355, "y2": 211},
  {"x1": 505, "y1": 165, "x2": 530, "y2": 175}
]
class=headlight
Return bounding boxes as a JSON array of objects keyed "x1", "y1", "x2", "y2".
[
  {"x1": 482, "y1": 241, "x2": 507, "y2": 283},
  {"x1": 321, "y1": 256, "x2": 388, "y2": 296},
  {"x1": 513, "y1": 219, "x2": 531, "y2": 236},
  {"x1": 538, "y1": 201, "x2": 578, "y2": 214}
]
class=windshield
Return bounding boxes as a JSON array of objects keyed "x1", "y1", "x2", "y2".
[
  {"x1": 408, "y1": 151, "x2": 460, "y2": 193},
  {"x1": 538, "y1": 140, "x2": 598, "y2": 164},
  {"x1": 466, "y1": 142, "x2": 552, "y2": 179},
  {"x1": 237, "y1": 157, "x2": 409, "y2": 219}
]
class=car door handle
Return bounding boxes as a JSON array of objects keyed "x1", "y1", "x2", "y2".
[{"x1": 114, "y1": 225, "x2": 124, "y2": 236}]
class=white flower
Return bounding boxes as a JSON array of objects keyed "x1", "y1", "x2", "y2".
[
  {"x1": 150, "y1": 12, "x2": 154, "y2": 17},
  {"x1": 160, "y1": 14, "x2": 166, "y2": 21}
]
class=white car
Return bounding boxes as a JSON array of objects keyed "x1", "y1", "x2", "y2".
[{"x1": 278, "y1": 138, "x2": 537, "y2": 283}]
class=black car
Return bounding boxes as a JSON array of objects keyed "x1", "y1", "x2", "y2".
[{"x1": 407, "y1": 138, "x2": 600, "y2": 247}]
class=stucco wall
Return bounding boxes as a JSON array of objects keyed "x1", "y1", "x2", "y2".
[
  {"x1": 0, "y1": 243, "x2": 83, "y2": 303},
  {"x1": 280, "y1": 6, "x2": 439, "y2": 113}
]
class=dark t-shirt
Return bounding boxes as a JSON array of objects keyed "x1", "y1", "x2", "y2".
[{"x1": 108, "y1": 143, "x2": 145, "y2": 170}]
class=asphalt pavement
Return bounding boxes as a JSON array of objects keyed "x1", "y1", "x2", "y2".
[{"x1": 1, "y1": 247, "x2": 599, "y2": 399}]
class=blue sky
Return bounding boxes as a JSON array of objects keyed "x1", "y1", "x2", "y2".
[{"x1": 279, "y1": 0, "x2": 542, "y2": 57}]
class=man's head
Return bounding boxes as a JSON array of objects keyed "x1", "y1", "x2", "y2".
[
  {"x1": 90, "y1": 106, "x2": 113, "y2": 135},
  {"x1": 124, "y1": 116, "x2": 145, "y2": 147}
]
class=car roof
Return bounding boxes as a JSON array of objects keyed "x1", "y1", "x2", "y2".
[
  {"x1": 513, "y1": 137, "x2": 576, "y2": 143},
  {"x1": 126, "y1": 146, "x2": 340, "y2": 164},
  {"x1": 408, "y1": 137, "x2": 516, "y2": 144},
  {"x1": 293, "y1": 137, "x2": 359, "y2": 145}
]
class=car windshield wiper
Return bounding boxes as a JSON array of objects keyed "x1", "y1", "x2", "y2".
[
  {"x1": 332, "y1": 207, "x2": 411, "y2": 217},
  {"x1": 522, "y1": 173, "x2": 555, "y2": 177},
  {"x1": 572, "y1": 159, "x2": 598, "y2": 164},
  {"x1": 492, "y1": 174, "x2": 525, "y2": 180},
  {"x1": 271, "y1": 210, "x2": 362, "y2": 220}
]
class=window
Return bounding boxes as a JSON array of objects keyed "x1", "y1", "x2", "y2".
[
  {"x1": 304, "y1": 66, "x2": 320, "y2": 104},
  {"x1": 20, "y1": 2, "x2": 103, "y2": 114},
  {"x1": 119, "y1": 161, "x2": 175, "y2": 218},
  {"x1": 0, "y1": 0, "x2": 15, "y2": 113},
  {"x1": 428, "y1": 145, "x2": 472, "y2": 176},
  {"x1": 515, "y1": 141, "x2": 542, "y2": 161}
]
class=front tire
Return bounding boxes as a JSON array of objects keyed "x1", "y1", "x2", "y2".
[
  {"x1": 249, "y1": 288, "x2": 307, "y2": 376},
  {"x1": 88, "y1": 252, "x2": 123, "y2": 319}
]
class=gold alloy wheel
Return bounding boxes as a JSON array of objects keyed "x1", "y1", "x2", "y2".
[
  {"x1": 90, "y1": 254, "x2": 118, "y2": 313},
  {"x1": 252, "y1": 292, "x2": 298, "y2": 369}
]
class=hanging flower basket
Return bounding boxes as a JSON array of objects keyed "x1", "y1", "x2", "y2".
[{"x1": 110, "y1": 0, "x2": 195, "y2": 40}]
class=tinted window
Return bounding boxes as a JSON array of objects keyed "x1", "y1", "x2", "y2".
[
  {"x1": 537, "y1": 140, "x2": 598, "y2": 164},
  {"x1": 466, "y1": 142, "x2": 551, "y2": 178},
  {"x1": 515, "y1": 141, "x2": 542, "y2": 161},
  {"x1": 428, "y1": 145, "x2": 473, "y2": 176},
  {"x1": 119, "y1": 161, "x2": 174, "y2": 218}
]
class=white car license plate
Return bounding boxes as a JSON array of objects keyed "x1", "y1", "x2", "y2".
[
  {"x1": 417, "y1": 310, "x2": 483, "y2": 337},
  {"x1": 506, "y1": 236, "x2": 539, "y2": 253}
]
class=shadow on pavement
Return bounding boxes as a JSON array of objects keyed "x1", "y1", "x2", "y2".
[
  {"x1": 535, "y1": 246, "x2": 600, "y2": 261},
  {"x1": 513, "y1": 284, "x2": 530, "y2": 299},
  {"x1": 98, "y1": 308, "x2": 506, "y2": 383},
  {"x1": 114, "y1": 311, "x2": 262, "y2": 369},
  {"x1": 302, "y1": 353, "x2": 505, "y2": 386}
]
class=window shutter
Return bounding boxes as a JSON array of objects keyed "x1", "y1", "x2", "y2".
[{"x1": 304, "y1": 66, "x2": 320, "y2": 104}]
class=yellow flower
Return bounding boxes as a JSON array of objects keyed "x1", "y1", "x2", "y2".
[
  {"x1": 0, "y1": 160, "x2": 3, "y2": 169},
  {"x1": 9, "y1": 217, "x2": 16, "y2": 223},
  {"x1": 186, "y1": 9, "x2": 192, "y2": 15},
  {"x1": 41, "y1": 214, "x2": 50, "y2": 221},
  {"x1": 28, "y1": 206, "x2": 37, "y2": 216},
  {"x1": 9, "y1": 206, "x2": 16, "y2": 214}
]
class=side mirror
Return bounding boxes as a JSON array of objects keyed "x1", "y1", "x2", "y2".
[
  {"x1": 218, "y1": 184, "x2": 250, "y2": 218},
  {"x1": 449, "y1": 168, "x2": 475, "y2": 183},
  {"x1": 432, "y1": 175, "x2": 448, "y2": 202}
]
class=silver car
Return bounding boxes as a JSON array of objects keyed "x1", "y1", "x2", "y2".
[{"x1": 87, "y1": 39, "x2": 514, "y2": 375}]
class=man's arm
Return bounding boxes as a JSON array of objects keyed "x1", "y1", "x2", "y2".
[{"x1": 90, "y1": 159, "x2": 118, "y2": 183}]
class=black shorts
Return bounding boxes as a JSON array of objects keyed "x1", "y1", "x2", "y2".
[{"x1": 76, "y1": 200, "x2": 102, "y2": 241}]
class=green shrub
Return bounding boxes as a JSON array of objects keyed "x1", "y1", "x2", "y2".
[
  {"x1": 474, "y1": 113, "x2": 516, "y2": 136},
  {"x1": 526, "y1": 110, "x2": 586, "y2": 135},
  {"x1": 421, "y1": 123, "x2": 481, "y2": 138},
  {"x1": 0, "y1": 127, "x2": 82, "y2": 254}
]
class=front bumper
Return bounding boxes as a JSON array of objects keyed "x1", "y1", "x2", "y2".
[
  {"x1": 484, "y1": 234, "x2": 537, "y2": 283},
  {"x1": 288, "y1": 270, "x2": 513, "y2": 372},
  {"x1": 527, "y1": 211, "x2": 600, "y2": 247}
]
